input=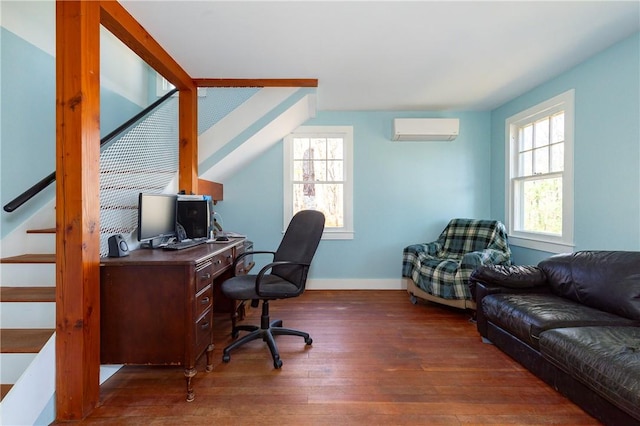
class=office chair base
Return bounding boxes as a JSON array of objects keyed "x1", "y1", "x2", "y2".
[{"x1": 222, "y1": 319, "x2": 312, "y2": 369}]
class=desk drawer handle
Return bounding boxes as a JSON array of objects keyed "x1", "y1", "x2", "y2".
[
  {"x1": 214, "y1": 260, "x2": 222, "y2": 266},
  {"x1": 200, "y1": 321, "x2": 210, "y2": 330},
  {"x1": 200, "y1": 273, "x2": 211, "y2": 280},
  {"x1": 200, "y1": 297, "x2": 210, "y2": 305}
]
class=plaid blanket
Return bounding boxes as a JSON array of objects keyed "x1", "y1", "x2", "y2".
[{"x1": 402, "y1": 219, "x2": 511, "y2": 300}]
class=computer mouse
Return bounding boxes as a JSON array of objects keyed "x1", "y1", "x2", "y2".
[{"x1": 215, "y1": 236, "x2": 229, "y2": 241}]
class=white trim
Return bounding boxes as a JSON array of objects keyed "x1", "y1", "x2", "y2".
[
  {"x1": 283, "y1": 126, "x2": 354, "y2": 240},
  {"x1": 1, "y1": 1, "x2": 55, "y2": 56},
  {"x1": 320, "y1": 231, "x2": 354, "y2": 240},
  {"x1": 505, "y1": 89, "x2": 575, "y2": 250},
  {"x1": 198, "y1": 87, "x2": 298, "y2": 160},
  {"x1": 100, "y1": 365, "x2": 123, "y2": 384},
  {"x1": 202, "y1": 94, "x2": 314, "y2": 182},
  {"x1": 0, "y1": 334, "x2": 55, "y2": 426},
  {"x1": 509, "y1": 235, "x2": 574, "y2": 253},
  {"x1": 306, "y1": 278, "x2": 406, "y2": 290}
]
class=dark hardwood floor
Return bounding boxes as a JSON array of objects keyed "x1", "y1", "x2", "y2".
[{"x1": 77, "y1": 290, "x2": 599, "y2": 425}]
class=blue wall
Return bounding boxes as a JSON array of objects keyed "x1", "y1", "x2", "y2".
[
  {"x1": 3, "y1": 20, "x2": 639, "y2": 274},
  {"x1": 1, "y1": 27, "x2": 144, "y2": 238},
  {"x1": 215, "y1": 110, "x2": 492, "y2": 279},
  {"x1": 490, "y1": 32, "x2": 640, "y2": 265},
  {"x1": 218, "y1": 32, "x2": 640, "y2": 274},
  {"x1": 1, "y1": 28, "x2": 56, "y2": 234}
]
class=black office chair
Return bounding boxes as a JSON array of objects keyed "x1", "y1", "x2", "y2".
[{"x1": 221, "y1": 210, "x2": 325, "y2": 368}]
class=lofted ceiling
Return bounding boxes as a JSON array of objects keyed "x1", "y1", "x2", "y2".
[{"x1": 120, "y1": 1, "x2": 640, "y2": 112}]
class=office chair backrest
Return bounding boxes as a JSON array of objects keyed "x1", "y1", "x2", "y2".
[{"x1": 272, "y1": 210, "x2": 325, "y2": 288}]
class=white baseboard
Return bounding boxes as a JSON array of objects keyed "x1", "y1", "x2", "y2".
[{"x1": 306, "y1": 278, "x2": 407, "y2": 290}]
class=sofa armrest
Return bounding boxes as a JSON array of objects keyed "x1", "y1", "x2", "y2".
[
  {"x1": 472, "y1": 281, "x2": 504, "y2": 338},
  {"x1": 470, "y1": 264, "x2": 547, "y2": 289},
  {"x1": 470, "y1": 265, "x2": 549, "y2": 338},
  {"x1": 403, "y1": 241, "x2": 441, "y2": 257}
]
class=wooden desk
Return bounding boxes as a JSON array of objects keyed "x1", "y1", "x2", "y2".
[{"x1": 100, "y1": 238, "x2": 245, "y2": 401}]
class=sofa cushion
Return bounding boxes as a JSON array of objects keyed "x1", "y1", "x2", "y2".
[
  {"x1": 539, "y1": 251, "x2": 640, "y2": 320},
  {"x1": 482, "y1": 293, "x2": 639, "y2": 349},
  {"x1": 539, "y1": 326, "x2": 640, "y2": 420}
]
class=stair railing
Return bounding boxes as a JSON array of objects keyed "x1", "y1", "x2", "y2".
[{"x1": 3, "y1": 88, "x2": 178, "y2": 213}]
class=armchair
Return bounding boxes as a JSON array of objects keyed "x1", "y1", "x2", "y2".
[{"x1": 402, "y1": 218, "x2": 511, "y2": 310}]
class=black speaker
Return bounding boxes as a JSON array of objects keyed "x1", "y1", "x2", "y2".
[{"x1": 108, "y1": 234, "x2": 129, "y2": 257}]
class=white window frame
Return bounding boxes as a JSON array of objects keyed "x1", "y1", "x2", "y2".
[
  {"x1": 284, "y1": 126, "x2": 354, "y2": 240},
  {"x1": 505, "y1": 90, "x2": 575, "y2": 253},
  {"x1": 156, "y1": 74, "x2": 206, "y2": 97}
]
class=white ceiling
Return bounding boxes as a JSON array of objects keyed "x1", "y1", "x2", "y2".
[{"x1": 120, "y1": 1, "x2": 640, "y2": 111}]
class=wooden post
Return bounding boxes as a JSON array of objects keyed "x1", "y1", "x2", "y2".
[
  {"x1": 55, "y1": 0, "x2": 101, "y2": 420},
  {"x1": 179, "y1": 87, "x2": 199, "y2": 194}
]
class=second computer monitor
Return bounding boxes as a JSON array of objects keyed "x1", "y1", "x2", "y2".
[{"x1": 177, "y1": 200, "x2": 210, "y2": 239}]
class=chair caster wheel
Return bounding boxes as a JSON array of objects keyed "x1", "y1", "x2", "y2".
[
  {"x1": 222, "y1": 353, "x2": 230, "y2": 363},
  {"x1": 410, "y1": 295, "x2": 418, "y2": 305},
  {"x1": 305, "y1": 337, "x2": 313, "y2": 345},
  {"x1": 274, "y1": 358, "x2": 283, "y2": 369}
]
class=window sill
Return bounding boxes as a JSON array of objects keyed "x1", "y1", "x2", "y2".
[
  {"x1": 509, "y1": 235, "x2": 574, "y2": 254},
  {"x1": 322, "y1": 230, "x2": 354, "y2": 240}
]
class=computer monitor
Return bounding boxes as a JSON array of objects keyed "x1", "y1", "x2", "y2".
[
  {"x1": 137, "y1": 193, "x2": 178, "y2": 247},
  {"x1": 177, "y1": 199, "x2": 210, "y2": 239}
]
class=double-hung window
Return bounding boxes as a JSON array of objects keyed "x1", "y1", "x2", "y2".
[
  {"x1": 283, "y1": 126, "x2": 354, "y2": 239},
  {"x1": 505, "y1": 90, "x2": 574, "y2": 252}
]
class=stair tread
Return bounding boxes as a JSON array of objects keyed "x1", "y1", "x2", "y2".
[
  {"x1": 0, "y1": 254, "x2": 55, "y2": 264},
  {"x1": 0, "y1": 287, "x2": 55, "y2": 302},
  {"x1": 0, "y1": 329, "x2": 54, "y2": 353},
  {"x1": 1, "y1": 384, "x2": 12, "y2": 402}
]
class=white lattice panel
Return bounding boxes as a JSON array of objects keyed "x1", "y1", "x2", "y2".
[{"x1": 99, "y1": 98, "x2": 178, "y2": 256}]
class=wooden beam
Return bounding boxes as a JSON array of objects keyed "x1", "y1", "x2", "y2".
[
  {"x1": 100, "y1": 0, "x2": 199, "y2": 196},
  {"x1": 193, "y1": 78, "x2": 318, "y2": 88},
  {"x1": 179, "y1": 87, "x2": 199, "y2": 194},
  {"x1": 99, "y1": 0, "x2": 192, "y2": 90},
  {"x1": 198, "y1": 179, "x2": 224, "y2": 202},
  {"x1": 55, "y1": 0, "x2": 101, "y2": 420}
]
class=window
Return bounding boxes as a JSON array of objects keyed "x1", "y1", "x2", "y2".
[
  {"x1": 284, "y1": 126, "x2": 353, "y2": 239},
  {"x1": 156, "y1": 74, "x2": 206, "y2": 97},
  {"x1": 505, "y1": 90, "x2": 574, "y2": 252}
]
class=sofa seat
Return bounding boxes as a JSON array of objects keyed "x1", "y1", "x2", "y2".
[
  {"x1": 483, "y1": 293, "x2": 639, "y2": 349},
  {"x1": 539, "y1": 326, "x2": 640, "y2": 420}
]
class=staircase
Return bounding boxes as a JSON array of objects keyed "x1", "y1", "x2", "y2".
[{"x1": 0, "y1": 224, "x2": 57, "y2": 425}]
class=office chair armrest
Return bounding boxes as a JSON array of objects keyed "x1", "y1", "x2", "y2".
[
  {"x1": 255, "y1": 260, "x2": 311, "y2": 297},
  {"x1": 231, "y1": 250, "x2": 275, "y2": 276}
]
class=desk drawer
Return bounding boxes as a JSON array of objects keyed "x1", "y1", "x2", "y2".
[
  {"x1": 211, "y1": 248, "x2": 234, "y2": 277},
  {"x1": 195, "y1": 308, "x2": 213, "y2": 352},
  {"x1": 195, "y1": 262, "x2": 214, "y2": 293},
  {"x1": 195, "y1": 284, "x2": 213, "y2": 319}
]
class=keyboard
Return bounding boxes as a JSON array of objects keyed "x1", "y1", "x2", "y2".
[{"x1": 162, "y1": 239, "x2": 206, "y2": 251}]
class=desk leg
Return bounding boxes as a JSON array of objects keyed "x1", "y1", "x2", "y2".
[
  {"x1": 205, "y1": 344, "x2": 214, "y2": 372},
  {"x1": 184, "y1": 367, "x2": 197, "y2": 402}
]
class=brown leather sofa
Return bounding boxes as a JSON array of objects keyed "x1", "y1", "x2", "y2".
[{"x1": 470, "y1": 251, "x2": 640, "y2": 426}]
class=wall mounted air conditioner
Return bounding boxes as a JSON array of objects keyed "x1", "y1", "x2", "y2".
[{"x1": 392, "y1": 118, "x2": 459, "y2": 141}]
